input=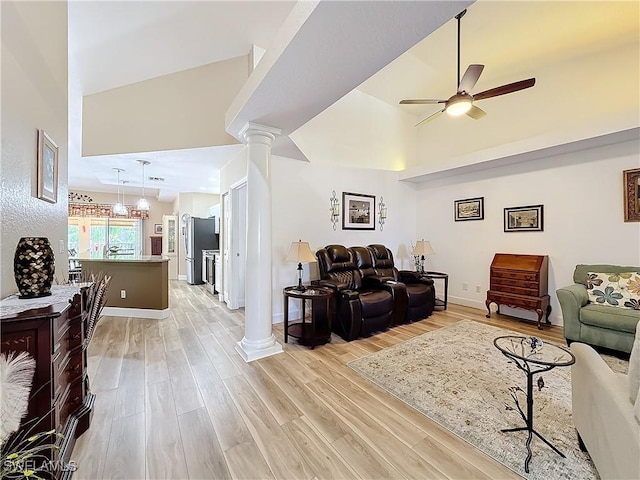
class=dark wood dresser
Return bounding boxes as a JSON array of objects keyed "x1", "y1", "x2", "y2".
[
  {"x1": 485, "y1": 253, "x2": 551, "y2": 329},
  {"x1": 1, "y1": 285, "x2": 95, "y2": 479}
]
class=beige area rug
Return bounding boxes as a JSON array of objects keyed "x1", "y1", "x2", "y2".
[{"x1": 348, "y1": 320, "x2": 629, "y2": 480}]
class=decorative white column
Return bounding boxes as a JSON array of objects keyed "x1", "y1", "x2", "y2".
[{"x1": 235, "y1": 122, "x2": 284, "y2": 362}]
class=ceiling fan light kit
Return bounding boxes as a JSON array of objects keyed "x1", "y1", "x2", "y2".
[
  {"x1": 446, "y1": 94, "x2": 472, "y2": 116},
  {"x1": 400, "y1": 9, "x2": 536, "y2": 127}
]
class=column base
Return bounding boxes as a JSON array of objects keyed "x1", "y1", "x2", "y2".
[{"x1": 235, "y1": 334, "x2": 283, "y2": 362}]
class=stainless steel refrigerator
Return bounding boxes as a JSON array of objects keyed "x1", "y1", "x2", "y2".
[{"x1": 185, "y1": 217, "x2": 218, "y2": 285}]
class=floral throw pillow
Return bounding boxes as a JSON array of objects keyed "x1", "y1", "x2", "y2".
[{"x1": 586, "y1": 272, "x2": 640, "y2": 310}]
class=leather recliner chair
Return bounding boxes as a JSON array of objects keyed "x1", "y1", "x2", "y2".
[
  {"x1": 350, "y1": 246, "x2": 408, "y2": 327},
  {"x1": 368, "y1": 244, "x2": 436, "y2": 323},
  {"x1": 316, "y1": 245, "x2": 394, "y2": 341}
]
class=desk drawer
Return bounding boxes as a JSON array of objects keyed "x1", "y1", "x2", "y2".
[
  {"x1": 490, "y1": 280, "x2": 540, "y2": 296},
  {"x1": 491, "y1": 269, "x2": 538, "y2": 282},
  {"x1": 487, "y1": 292, "x2": 542, "y2": 310}
]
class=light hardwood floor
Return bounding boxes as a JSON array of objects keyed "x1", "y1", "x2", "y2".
[{"x1": 71, "y1": 281, "x2": 566, "y2": 479}]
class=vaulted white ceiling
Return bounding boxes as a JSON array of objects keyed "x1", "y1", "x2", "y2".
[{"x1": 68, "y1": 0, "x2": 640, "y2": 200}]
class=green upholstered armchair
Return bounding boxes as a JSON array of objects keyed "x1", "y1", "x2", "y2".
[{"x1": 557, "y1": 264, "x2": 640, "y2": 354}]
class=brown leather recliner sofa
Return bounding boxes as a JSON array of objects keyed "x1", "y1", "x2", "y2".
[
  {"x1": 315, "y1": 245, "x2": 397, "y2": 341},
  {"x1": 367, "y1": 244, "x2": 436, "y2": 323},
  {"x1": 315, "y1": 244, "x2": 436, "y2": 341}
]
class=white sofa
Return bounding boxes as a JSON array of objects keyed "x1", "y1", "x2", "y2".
[{"x1": 571, "y1": 325, "x2": 640, "y2": 480}]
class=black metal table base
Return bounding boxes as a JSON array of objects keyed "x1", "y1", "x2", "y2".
[
  {"x1": 494, "y1": 336, "x2": 575, "y2": 475},
  {"x1": 501, "y1": 425, "x2": 566, "y2": 473},
  {"x1": 501, "y1": 367, "x2": 567, "y2": 473}
]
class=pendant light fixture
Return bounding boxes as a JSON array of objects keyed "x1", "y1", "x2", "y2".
[
  {"x1": 136, "y1": 159, "x2": 150, "y2": 211},
  {"x1": 120, "y1": 180, "x2": 129, "y2": 216},
  {"x1": 113, "y1": 168, "x2": 127, "y2": 215}
]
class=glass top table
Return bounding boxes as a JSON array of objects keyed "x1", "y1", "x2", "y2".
[
  {"x1": 494, "y1": 335, "x2": 574, "y2": 367},
  {"x1": 493, "y1": 335, "x2": 575, "y2": 473}
]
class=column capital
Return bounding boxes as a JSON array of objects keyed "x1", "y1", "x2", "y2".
[{"x1": 239, "y1": 122, "x2": 282, "y2": 145}]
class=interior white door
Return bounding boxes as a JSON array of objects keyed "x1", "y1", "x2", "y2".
[
  {"x1": 222, "y1": 192, "x2": 230, "y2": 304},
  {"x1": 162, "y1": 214, "x2": 178, "y2": 280},
  {"x1": 228, "y1": 181, "x2": 247, "y2": 309}
]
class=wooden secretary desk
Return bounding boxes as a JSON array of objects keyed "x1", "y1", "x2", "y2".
[{"x1": 485, "y1": 253, "x2": 551, "y2": 330}]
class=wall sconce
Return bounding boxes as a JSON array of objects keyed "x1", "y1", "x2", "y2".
[
  {"x1": 378, "y1": 196, "x2": 387, "y2": 231},
  {"x1": 329, "y1": 190, "x2": 340, "y2": 230}
]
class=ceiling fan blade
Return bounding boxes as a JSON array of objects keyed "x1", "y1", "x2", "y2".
[
  {"x1": 473, "y1": 78, "x2": 536, "y2": 101},
  {"x1": 458, "y1": 64, "x2": 484, "y2": 93},
  {"x1": 400, "y1": 99, "x2": 446, "y2": 105},
  {"x1": 466, "y1": 105, "x2": 486, "y2": 120},
  {"x1": 415, "y1": 109, "x2": 445, "y2": 127}
]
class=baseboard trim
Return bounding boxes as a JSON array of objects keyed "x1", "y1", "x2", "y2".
[
  {"x1": 178, "y1": 275, "x2": 187, "y2": 281},
  {"x1": 448, "y1": 296, "x2": 486, "y2": 311},
  {"x1": 449, "y1": 296, "x2": 562, "y2": 326},
  {"x1": 102, "y1": 306, "x2": 170, "y2": 319},
  {"x1": 272, "y1": 310, "x2": 301, "y2": 325}
]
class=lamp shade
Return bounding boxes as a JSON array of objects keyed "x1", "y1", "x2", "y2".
[
  {"x1": 285, "y1": 240, "x2": 317, "y2": 263},
  {"x1": 413, "y1": 240, "x2": 435, "y2": 256}
]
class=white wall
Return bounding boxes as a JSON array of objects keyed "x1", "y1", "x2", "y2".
[
  {"x1": 1, "y1": 1, "x2": 69, "y2": 296},
  {"x1": 82, "y1": 55, "x2": 248, "y2": 156},
  {"x1": 271, "y1": 156, "x2": 418, "y2": 322},
  {"x1": 69, "y1": 189, "x2": 175, "y2": 255},
  {"x1": 415, "y1": 137, "x2": 640, "y2": 325},
  {"x1": 290, "y1": 88, "x2": 418, "y2": 170},
  {"x1": 220, "y1": 148, "x2": 248, "y2": 193}
]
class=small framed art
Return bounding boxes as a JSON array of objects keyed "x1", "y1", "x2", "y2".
[
  {"x1": 342, "y1": 192, "x2": 375, "y2": 230},
  {"x1": 623, "y1": 168, "x2": 640, "y2": 222},
  {"x1": 454, "y1": 197, "x2": 484, "y2": 221},
  {"x1": 154, "y1": 224, "x2": 163, "y2": 235},
  {"x1": 504, "y1": 205, "x2": 544, "y2": 232},
  {"x1": 37, "y1": 129, "x2": 59, "y2": 203}
]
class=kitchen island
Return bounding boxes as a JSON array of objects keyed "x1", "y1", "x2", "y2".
[{"x1": 79, "y1": 255, "x2": 169, "y2": 319}]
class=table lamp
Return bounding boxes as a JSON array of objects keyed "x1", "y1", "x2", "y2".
[
  {"x1": 285, "y1": 240, "x2": 317, "y2": 291},
  {"x1": 412, "y1": 239, "x2": 435, "y2": 274}
]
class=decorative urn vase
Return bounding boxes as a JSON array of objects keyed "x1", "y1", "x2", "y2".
[{"x1": 13, "y1": 237, "x2": 55, "y2": 298}]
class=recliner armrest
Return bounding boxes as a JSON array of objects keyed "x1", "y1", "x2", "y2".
[
  {"x1": 318, "y1": 279, "x2": 350, "y2": 291},
  {"x1": 339, "y1": 289, "x2": 359, "y2": 301},
  {"x1": 398, "y1": 270, "x2": 434, "y2": 287},
  {"x1": 399, "y1": 270, "x2": 420, "y2": 278},
  {"x1": 374, "y1": 280, "x2": 408, "y2": 327},
  {"x1": 362, "y1": 276, "x2": 395, "y2": 289}
]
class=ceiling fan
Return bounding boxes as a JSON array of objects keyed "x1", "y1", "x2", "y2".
[{"x1": 400, "y1": 9, "x2": 535, "y2": 127}]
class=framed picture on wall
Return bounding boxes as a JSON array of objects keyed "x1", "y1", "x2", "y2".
[
  {"x1": 37, "y1": 129, "x2": 59, "y2": 203},
  {"x1": 342, "y1": 192, "x2": 375, "y2": 230},
  {"x1": 504, "y1": 204, "x2": 544, "y2": 232},
  {"x1": 154, "y1": 224, "x2": 163, "y2": 235},
  {"x1": 623, "y1": 168, "x2": 640, "y2": 222},
  {"x1": 454, "y1": 197, "x2": 484, "y2": 221}
]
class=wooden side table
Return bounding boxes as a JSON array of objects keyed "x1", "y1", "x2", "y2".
[
  {"x1": 424, "y1": 271, "x2": 448, "y2": 310},
  {"x1": 283, "y1": 286, "x2": 333, "y2": 349}
]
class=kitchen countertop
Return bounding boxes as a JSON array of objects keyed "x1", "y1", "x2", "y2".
[{"x1": 74, "y1": 255, "x2": 169, "y2": 263}]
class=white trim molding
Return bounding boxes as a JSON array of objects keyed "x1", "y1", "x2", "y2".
[{"x1": 102, "y1": 306, "x2": 170, "y2": 319}]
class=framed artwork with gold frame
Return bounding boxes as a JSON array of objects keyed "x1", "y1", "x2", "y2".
[{"x1": 623, "y1": 168, "x2": 640, "y2": 222}]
